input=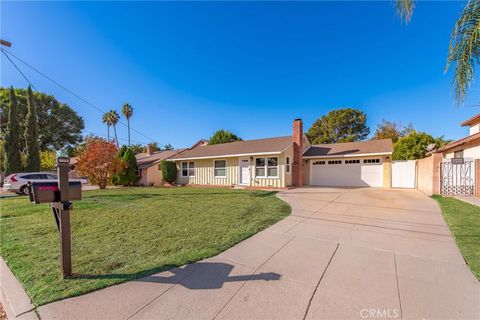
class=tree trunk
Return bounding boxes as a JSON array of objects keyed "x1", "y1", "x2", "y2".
[
  {"x1": 113, "y1": 125, "x2": 119, "y2": 147},
  {"x1": 127, "y1": 119, "x2": 130, "y2": 146},
  {"x1": 107, "y1": 126, "x2": 110, "y2": 140}
]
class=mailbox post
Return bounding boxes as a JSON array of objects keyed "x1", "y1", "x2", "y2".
[
  {"x1": 54, "y1": 157, "x2": 72, "y2": 277},
  {"x1": 28, "y1": 156, "x2": 81, "y2": 278}
]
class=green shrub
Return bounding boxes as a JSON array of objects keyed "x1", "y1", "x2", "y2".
[
  {"x1": 161, "y1": 160, "x2": 177, "y2": 184},
  {"x1": 112, "y1": 146, "x2": 139, "y2": 186}
]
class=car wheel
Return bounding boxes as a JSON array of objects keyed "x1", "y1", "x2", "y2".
[{"x1": 20, "y1": 185, "x2": 30, "y2": 196}]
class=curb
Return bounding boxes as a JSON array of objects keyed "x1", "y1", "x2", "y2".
[{"x1": 0, "y1": 257, "x2": 38, "y2": 320}]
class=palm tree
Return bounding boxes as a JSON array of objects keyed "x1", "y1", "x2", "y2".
[
  {"x1": 108, "y1": 110, "x2": 120, "y2": 147},
  {"x1": 395, "y1": 0, "x2": 480, "y2": 104},
  {"x1": 102, "y1": 112, "x2": 112, "y2": 140},
  {"x1": 121, "y1": 103, "x2": 133, "y2": 146}
]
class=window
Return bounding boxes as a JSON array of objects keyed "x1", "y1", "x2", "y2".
[
  {"x1": 46, "y1": 174, "x2": 58, "y2": 179},
  {"x1": 255, "y1": 157, "x2": 278, "y2": 178},
  {"x1": 312, "y1": 161, "x2": 325, "y2": 165},
  {"x1": 328, "y1": 160, "x2": 342, "y2": 165},
  {"x1": 454, "y1": 150, "x2": 464, "y2": 159},
  {"x1": 214, "y1": 160, "x2": 226, "y2": 177},
  {"x1": 286, "y1": 157, "x2": 291, "y2": 174},
  {"x1": 345, "y1": 159, "x2": 360, "y2": 164},
  {"x1": 181, "y1": 161, "x2": 195, "y2": 177},
  {"x1": 363, "y1": 159, "x2": 380, "y2": 164}
]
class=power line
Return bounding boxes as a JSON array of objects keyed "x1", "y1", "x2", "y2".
[
  {"x1": 1, "y1": 49, "x2": 37, "y2": 90},
  {"x1": 83, "y1": 130, "x2": 149, "y2": 145},
  {"x1": 1, "y1": 47, "x2": 157, "y2": 143}
]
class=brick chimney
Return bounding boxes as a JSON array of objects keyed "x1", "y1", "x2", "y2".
[
  {"x1": 146, "y1": 144, "x2": 154, "y2": 155},
  {"x1": 292, "y1": 118, "x2": 304, "y2": 187}
]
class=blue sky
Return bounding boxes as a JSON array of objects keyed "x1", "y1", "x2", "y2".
[{"x1": 1, "y1": 1, "x2": 478, "y2": 148}]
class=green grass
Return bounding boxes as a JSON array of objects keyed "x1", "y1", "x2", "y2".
[
  {"x1": 432, "y1": 195, "x2": 480, "y2": 280},
  {"x1": 0, "y1": 187, "x2": 290, "y2": 306}
]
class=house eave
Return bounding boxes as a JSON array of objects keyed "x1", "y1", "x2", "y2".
[
  {"x1": 302, "y1": 152, "x2": 392, "y2": 159},
  {"x1": 170, "y1": 151, "x2": 283, "y2": 161}
]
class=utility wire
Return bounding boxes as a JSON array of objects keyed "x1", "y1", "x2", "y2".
[
  {"x1": 1, "y1": 49, "x2": 37, "y2": 90},
  {"x1": 1, "y1": 48, "x2": 157, "y2": 143},
  {"x1": 83, "y1": 130, "x2": 149, "y2": 145}
]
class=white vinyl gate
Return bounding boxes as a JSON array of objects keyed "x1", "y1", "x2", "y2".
[{"x1": 392, "y1": 160, "x2": 416, "y2": 189}]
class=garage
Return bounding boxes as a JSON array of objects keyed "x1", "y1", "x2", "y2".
[
  {"x1": 303, "y1": 139, "x2": 393, "y2": 188},
  {"x1": 309, "y1": 158, "x2": 384, "y2": 187}
]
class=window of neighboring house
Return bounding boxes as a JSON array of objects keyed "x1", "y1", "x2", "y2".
[
  {"x1": 286, "y1": 157, "x2": 291, "y2": 174},
  {"x1": 255, "y1": 157, "x2": 279, "y2": 178},
  {"x1": 328, "y1": 160, "x2": 342, "y2": 165},
  {"x1": 363, "y1": 159, "x2": 380, "y2": 164},
  {"x1": 454, "y1": 150, "x2": 464, "y2": 158},
  {"x1": 214, "y1": 160, "x2": 227, "y2": 178},
  {"x1": 312, "y1": 161, "x2": 325, "y2": 165},
  {"x1": 182, "y1": 161, "x2": 195, "y2": 177}
]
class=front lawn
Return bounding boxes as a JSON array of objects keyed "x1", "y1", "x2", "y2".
[
  {"x1": 433, "y1": 196, "x2": 480, "y2": 280},
  {"x1": 0, "y1": 187, "x2": 290, "y2": 306}
]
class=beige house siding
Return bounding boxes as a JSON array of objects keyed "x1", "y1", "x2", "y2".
[
  {"x1": 176, "y1": 157, "x2": 239, "y2": 186},
  {"x1": 138, "y1": 163, "x2": 163, "y2": 186},
  {"x1": 175, "y1": 152, "x2": 290, "y2": 188},
  {"x1": 444, "y1": 141, "x2": 480, "y2": 159},
  {"x1": 383, "y1": 161, "x2": 392, "y2": 188},
  {"x1": 283, "y1": 145, "x2": 294, "y2": 187},
  {"x1": 304, "y1": 160, "x2": 310, "y2": 185}
]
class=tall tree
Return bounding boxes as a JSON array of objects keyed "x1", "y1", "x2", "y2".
[
  {"x1": 306, "y1": 108, "x2": 370, "y2": 144},
  {"x1": 395, "y1": 0, "x2": 480, "y2": 104},
  {"x1": 4, "y1": 87, "x2": 22, "y2": 174},
  {"x1": 121, "y1": 103, "x2": 133, "y2": 146},
  {"x1": 393, "y1": 131, "x2": 447, "y2": 160},
  {"x1": 102, "y1": 112, "x2": 111, "y2": 140},
  {"x1": 0, "y1": 88, "x2": 84, "y2": 151},
  {"x1": 162, "y1": 143, "x2": 174, "y2": 151},
  {"x1": 372, "y1": 119, "x2": 413, "y2": 143},
  {"x1": 108, "y1": 110, "x2": 120, "y2": 147},
  {"x1": 24, "y1": 86, "x2": 40, "y2": 171},
  {"x1": 208, "y1": 129, "x2": 242, "y2": 145}
]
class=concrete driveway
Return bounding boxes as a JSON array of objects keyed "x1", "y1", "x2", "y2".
[{"x1": 39, "y1": 187, "x2": 479, "y2": 320}]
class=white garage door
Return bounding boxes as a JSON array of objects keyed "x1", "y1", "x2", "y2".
[{"x1": 310, "y1": 159, "x2": 384, "y2": 187}]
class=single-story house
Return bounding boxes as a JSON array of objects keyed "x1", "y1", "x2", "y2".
[
  {"x1": 135, "y1": 146, "x2": 185, "y2": 186},
  {"x1": 435, "y1": 113, "x2": 480, "y2": 159},
  {"x1": 168, "y1": 119, "x2": 393, "y2": 188}
]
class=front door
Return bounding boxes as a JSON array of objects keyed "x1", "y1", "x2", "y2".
[{"x1": 239, "y1": 158, "x2": 250, "y2": 185}]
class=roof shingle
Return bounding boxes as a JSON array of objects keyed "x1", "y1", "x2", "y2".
[
  {"x1": 303, "y1": 139, "x2": 393, "y2": 157},
  {"x1": 170, "y1": 136, "x2": 293, "y2": 160}
]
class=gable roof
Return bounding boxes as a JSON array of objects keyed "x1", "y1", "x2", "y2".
[
  {"x1": 461, "y1": 113, "x2": 480, "y2": 127},
  {"x1": 170, "y1": 136, "x2": 293, "y2": 160},
  {"x1": 303, "y1": 139, "x2": 393, "y2": 158},
  {"x1": 136, "y1": 149, "x2": 185, "y2": 169}
]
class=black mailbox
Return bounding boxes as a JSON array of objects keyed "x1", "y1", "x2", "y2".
[{"x1": 29, "y1": 181, "x2": 82, "y2": 204}]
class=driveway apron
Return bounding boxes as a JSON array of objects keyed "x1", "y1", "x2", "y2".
[{"x1": 39, "y1": 187, "x2": 480, "y2": 320}]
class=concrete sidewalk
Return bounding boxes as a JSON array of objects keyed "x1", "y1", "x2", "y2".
[{"x1": 38, "y1": 187, "x2": 479, "y2": 320}]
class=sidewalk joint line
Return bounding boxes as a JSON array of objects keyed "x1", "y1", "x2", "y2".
[
  {"x1": 393, "y1": 253, "x2": 403, "y2": 319},
  {"x1": 302, "y1": 243, "x2": 339, "y2": 320},
  {"x1": 211, "y1": 236, "x2": 297, "y2": 320}
]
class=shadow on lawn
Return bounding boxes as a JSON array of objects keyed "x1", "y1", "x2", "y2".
[
  {"x1": 70, "y1": 262, "x2": 280, "y2": 290},
  {"x1": 86, "y1": 191, "x2": 277, "y2": 201}
]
